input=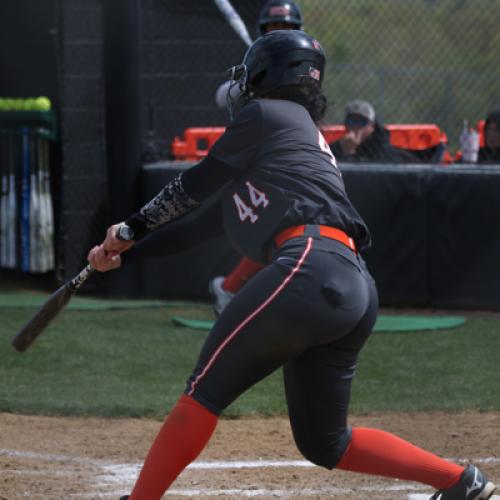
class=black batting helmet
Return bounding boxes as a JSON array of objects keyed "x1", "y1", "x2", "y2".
[
  {"x1": 227, "y1": 30, "x2": 325, "y2": 102},
  {"x1": 257, "y1": 0, "x2": 304, "y2": 36}
]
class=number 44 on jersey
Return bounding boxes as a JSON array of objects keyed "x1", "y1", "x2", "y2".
[{"x1": 232, "y1": 181, "x2": 269, "y2": 224}]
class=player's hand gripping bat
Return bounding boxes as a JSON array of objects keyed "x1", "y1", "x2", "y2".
[{"x1": 11, "y1": 265, "x2": 94, "y2": 352}]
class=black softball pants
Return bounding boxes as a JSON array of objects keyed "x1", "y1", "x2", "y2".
[{"x1": 185, "y1": 233, "x2": 379, "y2": 469}]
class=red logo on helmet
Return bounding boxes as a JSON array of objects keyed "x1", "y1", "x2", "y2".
[
  {"x1": 309, "y1": 67, "x2": 321, "y2": 81},
  {"x1": 269, "y1": 6, "x2": 291, "y2": 16},
  {"x1": 312, "y1": 39, "x2": 321, "y2": 50}
]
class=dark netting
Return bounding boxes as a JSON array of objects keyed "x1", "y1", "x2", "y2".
[
  {"x1": 306, "y1": 0, "x2": 500, "y2": 163},
  {"x1": 140, "y1": 0, "x2": 500, "y2": 164},
  {"x1": 4, "y1": 0, "x2": 497, "y2": 286},
  {"x1": 139, "y1": 0, "x2": 261, "y2": 161}
]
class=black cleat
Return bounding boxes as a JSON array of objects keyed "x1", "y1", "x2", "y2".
[
  {"x1": 430, "y1": 464, "x2": 496, "y2": 499},
  {"x1": 119, "y1": 496, "x2": 129, "y2": 500}
]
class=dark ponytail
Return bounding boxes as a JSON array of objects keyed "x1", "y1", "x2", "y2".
[{"x1": 264, "y1": 77, "x2": 327, "y2": 124}]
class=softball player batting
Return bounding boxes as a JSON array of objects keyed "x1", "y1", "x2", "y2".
[
  {"x1": 88, "y1": 31, "x2": 496, "y2": 500},
  {"x1": 210, "y1": 0, "x2": 305, "y2": 315}
]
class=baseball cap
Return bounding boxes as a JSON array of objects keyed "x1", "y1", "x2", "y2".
[{"x1": 345, "y1": 99, "x2": 375, "y2": 122}]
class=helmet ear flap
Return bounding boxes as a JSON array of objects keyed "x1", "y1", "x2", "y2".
[{"x1": 248, "y1": 70, "x2": 267, "y2": 94}]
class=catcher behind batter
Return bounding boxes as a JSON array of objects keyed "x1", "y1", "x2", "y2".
[{"x1": 88, "y1": 30, "x2": 496, "y2": 500}]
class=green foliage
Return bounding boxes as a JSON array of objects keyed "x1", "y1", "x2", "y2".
[
  {"x1": 301, "y1": 0, "x2": 500, "y2": 149},
  {"x1": 1, "y1": 304, "x2": 499, "y2": 419}
]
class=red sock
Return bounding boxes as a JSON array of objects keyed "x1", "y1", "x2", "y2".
[
  {"x1": 223, "y1": 257, "x2": 265, "y2": 293},
  {"x1": 129, "y1": 394, "x2": 218, "y2": 500},
  {"x1": 337, "y1": 428, "x2": 464, "y2": 489}
]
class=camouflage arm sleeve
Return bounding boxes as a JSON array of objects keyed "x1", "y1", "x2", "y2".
[{"x1": 125, "y1": 173, "x2": 200, "y2": 240}]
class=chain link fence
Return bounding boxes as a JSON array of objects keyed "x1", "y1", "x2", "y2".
[
  {"x1": 142, "y1": 0, "x2": 499, "y2": 160},
  {"x1": 305, "y1": 0, "x2": 500, "y2": 151}
]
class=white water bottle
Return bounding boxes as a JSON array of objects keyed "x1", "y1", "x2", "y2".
[{"x1": 460, "y1": 119, "x2": 480, "y2": 163}]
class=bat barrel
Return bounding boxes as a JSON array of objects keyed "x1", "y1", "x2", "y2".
[
  {"x1": 213, "y1": 0, "x2": 253, "y2": 47},
  {"x1": 11, "y1": 264, "x2": 94, "y2": 352},
  {"x1": 11, "y1": 283, "x2": 73, "y2": 351}
]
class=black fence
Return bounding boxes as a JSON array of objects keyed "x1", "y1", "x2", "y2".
[
  {"x1": 1, "y1": 0, "x2": 499, "y2": 310},
  {"x1": 109, "y1": 161, "x2": 500, "y2": 311}
]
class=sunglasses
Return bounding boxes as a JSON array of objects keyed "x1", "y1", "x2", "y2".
[{"x1": 345, "y1": 115, "x2": 370, "y2": 127}]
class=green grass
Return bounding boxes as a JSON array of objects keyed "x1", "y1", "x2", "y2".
[
  {"x1": 0, "y1": 304, "x2": 499, "y2": 419},
  {"x1": 353, "y1": 319, "x2": 500, "y2": 412}
]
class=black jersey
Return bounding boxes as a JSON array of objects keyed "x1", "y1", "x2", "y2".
[{"x1": 209, "y1": 98, "x2": 371, "y2": 262}]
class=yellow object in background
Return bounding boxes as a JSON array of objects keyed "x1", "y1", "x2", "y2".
[{"x1": 0, "y1": 96, "x2": 51, "y2": 111}]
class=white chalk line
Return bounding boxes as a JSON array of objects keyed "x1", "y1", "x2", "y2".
[
  {"x1": 1, "y1": 449, "x2": 498, "y2": 498},
  {"x1": 67, "y1": 484, "x2": 429, "y2": 498},
  {"x1": 167, "y1": 489, "x2": 500, "y2": 499},
  {"x1": 410, "y1": 497, "x2": 500, "y2": 500},
  {"x1": 64, "y1": 489, "x2": 500, "y2": 499},
  {"x1": 2, "y1": 448, "x2": 499, "y2": 468}
]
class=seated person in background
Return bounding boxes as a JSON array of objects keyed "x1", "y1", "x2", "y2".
[
  {"x1": 329, "y1": 99, "x2": 406, "y2": 163},
  {"x1": 478, "y1": 109, "x2": 500, "y2": 163}
]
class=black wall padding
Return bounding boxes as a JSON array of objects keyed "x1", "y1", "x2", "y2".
[
  {"x1": 118, "y1": 162, "x2": 240, "y2": 298},
  {"x1": 428, "y1": 166, "x2": 500, "y2": 309},
  {"x1": 341, "y1": 165, "x2": 431, "y2": 306},
  {"x1": 102, "y1": 0, "x2": 144, "y2": 296},
  {"x1": 125, "y1": 161, "x2": 500, "y2": 309}
]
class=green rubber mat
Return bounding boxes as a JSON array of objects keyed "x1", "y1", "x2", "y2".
[
  {"x1": 171, "y1": 314, "x2": 466, "y2": 333},
  {"x1": 0, "y1": 293, "x2": 187, "y2": 310},
  {"x1": 374, "y1": 315, "x2": 465, "y2": 332},
  {"x1": 172, "y1": 317, "x2": 215, "y2": 329}
]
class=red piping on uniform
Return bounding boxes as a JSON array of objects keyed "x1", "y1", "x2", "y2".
[{"x1": 187, "y1": 237, "x2": 314, "y2": 396}]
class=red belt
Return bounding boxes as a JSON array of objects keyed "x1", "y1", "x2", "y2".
[{"x1": 274, "y1": 225, "x2": 357, "y2": 253}]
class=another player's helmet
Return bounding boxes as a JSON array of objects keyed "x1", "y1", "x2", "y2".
[
  {"x1": 228, "y1": 30, "x2": 325, "y2": 102},
  {"x1": 257, "y1": 0, "x2": 304, "y2": 36}
]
